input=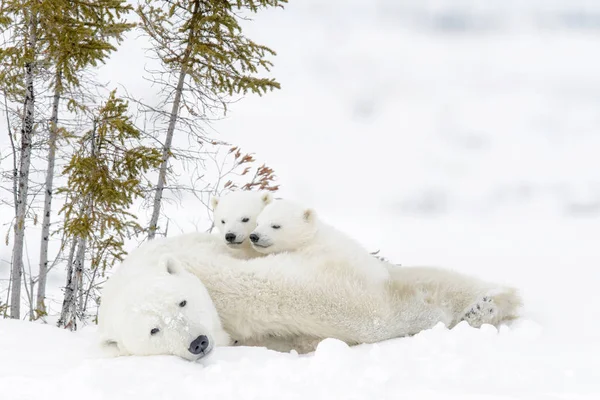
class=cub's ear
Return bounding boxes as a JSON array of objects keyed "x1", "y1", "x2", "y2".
[
  {"x1": 303, "y1": 208, "x2": 316, "y2": 223},
  {"x1": 159, "y1": 255, "x2": 182, "y2": 275},
  {"x1": 210, "y1": 196, "x2": 219, "y2": 210},
  {"x1": 261, "y1": 192, "x2": 273, "y2": 205}
]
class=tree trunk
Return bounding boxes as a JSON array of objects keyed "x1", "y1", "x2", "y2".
[
  {"x1": 58, "y1": 120, "x2": 96, "y2": 329},
  {"x1": 82, "y1": 256, "x2": 100, "y2": 316},
  {"x1": 77, "y1": 253, "x2": 85, "y2": 315},
  {"x1": 147, "y1": 66, "x2": 187, "y2": 239},
  {"x1": 148, "y1": 0, "x2": 200, "y2": 239},
  {"x1": 57, "y1": 237, "x2": 77, "y2": 328},
  {"x1": 3, "y1": 93, "x2": 18, "y2": 215},
  {"x1": 70, "y1": 235, "x2": 87, "y2": 330},
  {"x1": 36, "y1": 71, "x2": 62, "y2": 317},
  {"x1": 10, "y1": 12, "x2": 38, "y2": 319},
  {"x1": 57, "y1": 218, "x2": 88, "y2": 330}
]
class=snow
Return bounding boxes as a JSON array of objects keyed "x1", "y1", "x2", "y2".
[
  {"x1": 2, "y1": 0, "x2": 600, "y2": 399},
  {"x1": 1, "y1": 314, "x2": 599, "y2": 399}
]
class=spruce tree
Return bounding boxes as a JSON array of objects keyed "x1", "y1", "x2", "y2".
[
  {"x1": 0, "y1": 0, "x2": 40, "y2": 319},
  {"x1": 1, "y1": 0, "x2": 134, "y2": 319},
  {"x1": 35, "y1": 0, "x2": 134, "y2": 317},
  {"x1": 57, "y1": 90, "x2": 162, "y2": 329},
  {"x1": 136, "y1": 0, "x2": 287, "y2": 239}
]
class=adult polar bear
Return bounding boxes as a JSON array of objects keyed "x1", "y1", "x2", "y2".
[{"x1": 98, "y1": 231, "x2": 522, "y2": 357}]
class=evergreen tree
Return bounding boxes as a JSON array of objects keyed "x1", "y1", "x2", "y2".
[
  {"x1": 57, "y1": 90, "x2": 162, "y2": 329},
  {"x1": 35, "y1": 0, "x2": 134, "y2": 318},
  {"x1": 0, "y1": 0, "x2": 41, "y2": 319},
  {"x1": 0, "y1": 0, "x2": 134, "y2": 319},
  {"x1": 136, "y1": 0, "x2": 287, "y2": 239}
]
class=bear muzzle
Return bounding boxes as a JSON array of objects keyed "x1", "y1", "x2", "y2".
[{"x1": 188, "y1": 335, "x2": 212, "y2": 358}]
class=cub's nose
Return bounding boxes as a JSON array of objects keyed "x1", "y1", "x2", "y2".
[
  {"x1": 225, "y1": 233, "x2": 236, "y2": 243},
  {"x1": 188, "y1": 335, "x2": 210, "y2": 355},
  {"x1": 249, "y1": 233, "x2": 259, "y2": 243}
]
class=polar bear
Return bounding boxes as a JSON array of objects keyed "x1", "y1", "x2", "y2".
[
  {"x1": 249, "y1": 199, "x2": 390, "y2": 283},
  {"x1": 211, "y1": 190, "x2": 272, "y2": 259},
  {"x1": 97, "y1": 251, "x2": 231, "y2": 361},
  {"x1": 98, "y1": 232, "x2": 522, "y2": 357}
]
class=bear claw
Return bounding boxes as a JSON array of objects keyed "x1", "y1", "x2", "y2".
[{"x1": 461, "y1": 295, "x2": 498, "y2": 327}]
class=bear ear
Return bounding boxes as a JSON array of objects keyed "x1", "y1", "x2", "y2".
[
  {"x1": 159, "y1": 255, "x2": 182, "y2": 275},
  {"x1": 99, "y1": 338, "x2": 123, "y2": 357},
  {"x1": 303, "y1": 208, "x2": 316, "y2": 223},
  {"x1": 210, "y1": 196, "x2": 219, "y2": 210},
  {"x1": 102, "y1": 338, "x2": 119, "y2": 348},
  {"x1": 261, "y1": 192, "x2": 273, "y2": 205}
]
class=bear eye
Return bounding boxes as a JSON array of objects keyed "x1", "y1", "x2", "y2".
[
  {"x1": 150, "y1": 328, "x2": 160, "y2": 336},
  {"x1": 221, "y1": 220, "x2": 225, "y2": 224},
  {"x1": 241, "y1": 217, "x2": 250, "y2": 223},
  {"x1": 179, "y1": 300, "x2": 187, "y2": 307},
  {"x1": 271, "y1": 224, "x2": 281, "y2": 229}
]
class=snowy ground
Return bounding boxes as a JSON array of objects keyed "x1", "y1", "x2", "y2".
[{"x1": 2, "y1": 1, "x2": 600, "y2": 399}]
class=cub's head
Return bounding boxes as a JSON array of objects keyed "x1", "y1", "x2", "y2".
[
  {"x1": 211, "y1": 191, "x2": 272, "y2": 249},
  {"x1": 249, "y1": 199, "x2": 318, "y2": 254},
  {"x1": 99, "y1": 256, "x2": 231, "y2": 361}
]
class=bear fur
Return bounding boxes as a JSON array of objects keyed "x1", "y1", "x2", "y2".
[
  {"x1": 97, "y1": 251, "x2": 231, "y2": 360},
  {"x1": 211, "y1": 191, "x2": 272, "y2": 259},
  {"x1": 249, "y1": 199, "x2": 391, "y2": 284},
  {"x1": 99, "y1": 232, "x2": 522, "y2": 356}
]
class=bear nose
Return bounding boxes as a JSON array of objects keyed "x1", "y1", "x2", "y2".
[
  {"x1": 225, "y1": 233, "x2": 236, "y2": 243},
  {"x1": 188, "y1": 335, "x2": 210, "y2": 355},
  {"x1": 249, "y1": 233, "x2": 259, "y2": 243}
]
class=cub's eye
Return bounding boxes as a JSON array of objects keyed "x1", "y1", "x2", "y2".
[
  {"x1": 150, "y1": 328, "x2": 160, "y2": 335},
  {"x1": 271, "y1": 225, "x2": 281, "y2": 229},
  {"x1": 241, "y1": 217, "x2": 250, "y2": 223},
  {"x1": 221, "y1": 220, "x2": 225, "y2": 224},
  {"x1": 179, "y1": 300, "x2": 187, "y2": 308}
]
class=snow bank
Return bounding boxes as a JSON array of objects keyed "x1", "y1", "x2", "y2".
[{"x1": 1, "y1": 316, "x2": 598, "y2": 400}]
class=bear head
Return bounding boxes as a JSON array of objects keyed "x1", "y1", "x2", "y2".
[
  {"x1": 98, "y1": 255, "x2": 231, "y2": 361},
  {"x1": 249, "y1": 199, "x2": 318, "y2": 254},
  {"x1": 211, "y1": 191, "x2": 272, "y2": 249}
]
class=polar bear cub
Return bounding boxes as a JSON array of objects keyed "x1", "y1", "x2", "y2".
[
  {"x1": 211, "y1": 190, "x2": 272, "y2": 259},
  {"x1": 249, "y1": 199, "x2": 390, "y2": 283}
]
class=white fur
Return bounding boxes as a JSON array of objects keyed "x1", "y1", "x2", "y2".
[
  {"x1": 211, "y1": 191, "x2": 272, "y2": 259},
  {"x1": 99, "y1": 232, "x2": 522, "y2": 356},
  {"x1": 250, "y1": 199, "x2": 391, "y2": 284},
  {"x1": 97, "y1": 252, "x2": 231, "y2": 361}
]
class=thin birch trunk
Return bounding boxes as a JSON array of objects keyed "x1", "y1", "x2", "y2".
[
  {"x1": 147, "y1": 67, "x2": 187, "y2": 239},
  {"x1": 148, "y1": 1, "x2": 199, "y2": 239},
  {"x1": 57, "y1": 224, "x2": 86, "y2": 329},
  {"x1": 10, "y1": 12, "x2": 38, "y2": 319},
  {"x1": 58, "y1": 120, "x2": 96, "y2": 329},
  {"x1": 57, "y1": 238, "x2": 77, "y2": 328},
  {"x1": 82, "y1": 259, "x2": 100, "y2": 316},
  {"x1": 3, "y1": 93, "x2": 18, "y2": 215},
  {"x1": 4, "y1": 266, "x2": 12, "y2": 318},
  {"x1": 77, "y1": 254, "x2": 85, "y2": 315},
  {"x1": 4, "y1": 93, "x2": 16, "y2": 318},
  {"x1": 70, "y1": 235, "x2": 87, "y2": 330},
  {"x1": 36, "y1": 71, "x2": 62, "y2": 316}
]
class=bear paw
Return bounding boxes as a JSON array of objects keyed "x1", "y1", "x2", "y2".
[{"x1": 461, "y1": 296, "x2": 497, "y2": 328}]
